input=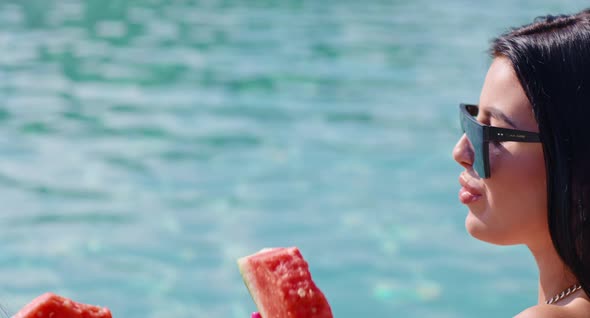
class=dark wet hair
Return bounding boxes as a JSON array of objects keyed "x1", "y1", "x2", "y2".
[{"x1": 490, "y1": 8, "x2": 590, "y2": 296}]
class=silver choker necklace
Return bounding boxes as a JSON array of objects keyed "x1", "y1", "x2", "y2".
[{"x1": 545, "y1": 283, "x2": 582, "y2": 305}]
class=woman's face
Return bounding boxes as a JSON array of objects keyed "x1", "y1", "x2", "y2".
[{"x1": 453, "y1": 57, "x2": 547, "y2": 246}]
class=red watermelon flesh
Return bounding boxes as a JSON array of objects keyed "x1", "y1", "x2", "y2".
[
  {"x1": 13, "y1": 292, "x2": 112, "y2": 318},
  {"x1": 238, "y1": 247, "x2": 333, "y2": 318}
]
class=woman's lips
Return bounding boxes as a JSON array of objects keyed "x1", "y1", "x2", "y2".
[
  {"x1": 459, "y1": 187, "x2": 481, "y2": 204},
  {"x1": 459, "y1": 174, "x2": 483, "y2": 204}
]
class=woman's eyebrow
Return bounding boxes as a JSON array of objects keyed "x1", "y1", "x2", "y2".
[{"x1": 482, "y1": 106, "x2": 518, "y2": 129}]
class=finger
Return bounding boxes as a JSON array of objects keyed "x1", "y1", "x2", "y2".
[{"x1": 251, "y1": 312, "x2": 262, "y2": 318}]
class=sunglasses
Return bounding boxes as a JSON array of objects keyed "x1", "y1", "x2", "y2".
[{"x1": 459, "y1": 103, "x2": 541, "y2": 178}]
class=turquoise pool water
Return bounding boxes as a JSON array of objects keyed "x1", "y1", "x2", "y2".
[{"x1": 0, "y1": 1, "x2": 588, "y2": 317}]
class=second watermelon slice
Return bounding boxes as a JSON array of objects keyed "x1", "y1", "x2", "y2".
[{"x1": 13, "y1": 292, "x2": 112, "y2": 318}]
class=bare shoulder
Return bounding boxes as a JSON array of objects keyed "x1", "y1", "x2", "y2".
[
  {"x1": 515, "y1": 299, "x2": 590, "y2": 318},
  {"x1": 514, "y1": 305, "x2": 570, "y2": 318}
]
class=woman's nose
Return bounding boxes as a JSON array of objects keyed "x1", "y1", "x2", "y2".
[{"x1": 453, "y1": 134, "x2": 474, "y2": 170}]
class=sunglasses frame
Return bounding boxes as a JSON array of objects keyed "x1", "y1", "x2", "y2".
[{"x1": 459, "y1": 103, "x2": 541, "y2": 178}]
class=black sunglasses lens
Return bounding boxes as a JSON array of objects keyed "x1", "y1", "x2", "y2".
[{"x1": 460, "y1": 106, "x2": 488, "y2": 178}]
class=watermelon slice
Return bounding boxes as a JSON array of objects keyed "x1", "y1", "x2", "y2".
[
  {"x1": 13, "y1": 292, "x2": 112, "y2": 318},
  {"x1": 237, "y1": 247, "x2": 333, "y2": 318}
]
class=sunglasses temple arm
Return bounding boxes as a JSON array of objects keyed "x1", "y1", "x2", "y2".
[{"x1": 487, "y1": 126, "x2": 541, "y2": 142}]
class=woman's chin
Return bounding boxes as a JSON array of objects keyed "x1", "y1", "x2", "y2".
[
  {"x1": 465, "y1": 212, "x2": 488, "y2": 240},
  {"x1": 465, "y1": 211, "x2": 514, "y2": 245}
]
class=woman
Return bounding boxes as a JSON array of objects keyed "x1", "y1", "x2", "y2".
[
  {"x1": 454, "y1": 8, "x2": 590, "y2": 317},
  {"x1": 248, "y1": 8, "x2": 590, "y2": 318}
]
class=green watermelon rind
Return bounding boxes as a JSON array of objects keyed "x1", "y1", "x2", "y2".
[
  {"x1": 237, "y1": 257, "x2": 257, "y2": 309},
  {"x1": 237, "y1": 248, "x2": 280, "y2": 317}
]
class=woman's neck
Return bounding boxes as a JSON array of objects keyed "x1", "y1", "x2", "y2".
[{"x1": 528, "y1": 238, "x2": 578, "y2": 305}]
